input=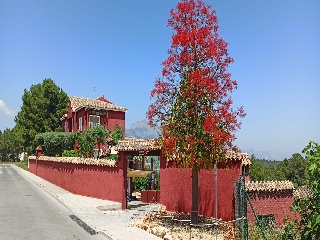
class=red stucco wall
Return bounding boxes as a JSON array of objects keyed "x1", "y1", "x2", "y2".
[
  {"x1": 160, "y1": 161, "x2": 242, "y2": 221},
  {"x1": 247, "y1": 190, "x2": 296, "y2": 225},
  {"x1": 28, "y1": 159, "x2": 124, "y2": 203},
  {"x1": 76, "y1": 108, "x2": 87, "y2": 130},
  {"x1": 141, "y1": 190, "x2": 160, "y2": 203},
  {"x1": 28, "y1": 158, "x2": 37, "y2": 173},
  {"x1": 107, "y1": 111, "x2": 125, "y2": 131},
  {"x1": 67, "y1": 102, "x2": 72, "y2": 119}
]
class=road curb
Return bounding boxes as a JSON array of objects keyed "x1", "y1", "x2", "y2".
[
  {"x1": 10, "y1": 164, "x2": 74, "y2": 211},
  {"x1": 11, "y1": 165, "x2": 119, "y2": 239},
  {"x1": 97, "y1": 231, "x2": 114, "y2": 240},
  {"x1": 10, "y1": 164, "x2": 161, "y2": 240}
]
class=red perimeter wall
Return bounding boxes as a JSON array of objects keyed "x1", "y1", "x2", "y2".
[
  {"x1": 160, "y1": 161, "x2": 242, "y2": 221},
  {"x1": 28, "y1": 159, "x2": 37, "y2": 173},
  {"x1": 141, "y1": 190, "x2": 160, "y2": 203},
  {"x1": 28, "y1": 159, "x2": 124, "y2": 203},
  {"x1": 247, "y1": 190, "x2": 296, "y2": 225}
]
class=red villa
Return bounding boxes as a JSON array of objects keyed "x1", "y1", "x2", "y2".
[
  {"x1": 61, "y1": 95, "x2": 126, "y2": 133},
  {"x1": 60, "y1": 95, "x2": 127, "y2": 157},
  {"x1": 23, "y1": 95, "x2": 299, "y2": 226}
]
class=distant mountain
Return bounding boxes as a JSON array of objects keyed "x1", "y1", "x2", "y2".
[
  {"x1": 125, "y1": 122, "x2": 281, "y2": 160},
  {"x1": 241, "y1": 148, "x2": 276, "y2": 160},
  {"x1": 125, "y1": 120, "x2": 160, "y2": 139}
]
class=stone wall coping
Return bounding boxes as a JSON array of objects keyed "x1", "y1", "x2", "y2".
[
  {"x1": 28, "y1": 156, "x2": 117, "y2": 167},
  {"x1": 293, "y1": 186, "x2": 313, "y2": 199},
  {"x1": 247, "y1": 180, "x2": 294, "y2": 192}
]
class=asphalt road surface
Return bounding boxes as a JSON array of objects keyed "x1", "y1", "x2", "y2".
[{"x1": 0, "y1": 164, "x2": 107, "y2": 240}]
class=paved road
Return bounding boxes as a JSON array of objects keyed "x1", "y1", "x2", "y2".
[{"x1": 0, "y1": 164, "x2": 106, "y2": 240}]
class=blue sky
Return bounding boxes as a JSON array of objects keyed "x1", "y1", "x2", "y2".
[{"x1": 0, "y1": 0, "x2": 319, "y2": 160}]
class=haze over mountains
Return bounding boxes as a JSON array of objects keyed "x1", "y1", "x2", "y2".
[
  {"x1": 126, "y1": 120, "x2": 279, "y2": 160},
  {"x1": 240, "y1": 149, "x2": 276, "y2": 160},
  {"x1": 125, "y1": 120, "x2": 160, "y2": 140}
]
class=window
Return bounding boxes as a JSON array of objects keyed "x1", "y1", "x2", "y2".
[
  {"x1": 89, "y1": 115, "x2": 100, "y2": 128},
  {"x1": 78, "y1": 117, "x2": 83, "y2": 131},
  {"x1": 71, "y1": 118, "x2": 74, "y2": 132}
]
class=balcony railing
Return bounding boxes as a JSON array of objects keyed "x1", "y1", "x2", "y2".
[{"x1": 89, "y1": 122, "x2": 100, "y2": 128}]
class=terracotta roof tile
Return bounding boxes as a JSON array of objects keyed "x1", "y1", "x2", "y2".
[
  {"x1": 114, "y1": 138, "x2": 160, "y2": 152},
  {"x1": 293, "y1": 186, "x2": 312, "y2": 199},
  {"x1": 28, "y1": 156, "x2": 117, "y2": 167},
  {"x1": 247, "y1": 180, "x2": 294, "y2": 192},
  {"x1": 69, "y1": 96, "x2": 126, "y2": 112},
  {"x1": 114, "y1": 139, "x2": 251, "y2": 166},
  {"x1": 166, "y1": 151, "x2": 250, "y2": 165},
  {"x1": 226, "y1": 152, "x2": 251, "y2": 165}
]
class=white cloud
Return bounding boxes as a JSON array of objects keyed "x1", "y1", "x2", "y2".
[{"x1": 0, "y1": 100, "x2": 15, "y2": 116}]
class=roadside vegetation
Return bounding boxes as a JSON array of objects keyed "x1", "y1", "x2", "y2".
[
  {"x1": 0, "y1": 161, "x2": 28, "y2": 170},
  {"x1": 249, "y1": 153, "x2": 308, "y2": 188},
  {"x1": 0, "y1": 78, "x2": 69, "y2": 162},
  {"x1": 0, "y1": 78, "x2": 124, "y2": 162},
  {"x1": 13, "y1": 161, "x2": 28, "y2": 170}
]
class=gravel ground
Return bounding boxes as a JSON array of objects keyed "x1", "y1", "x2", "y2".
[{"x1": 130, "y1": 205, "x2": 239, "y2": 240}]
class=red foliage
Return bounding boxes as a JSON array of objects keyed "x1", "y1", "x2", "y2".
[{"x1": 147, "y1": 0, "x2": 245, "y2": 168}]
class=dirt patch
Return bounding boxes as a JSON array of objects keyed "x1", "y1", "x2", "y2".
[{"x1": 130, "y1": 205, "x2": 239, "y2": 240}]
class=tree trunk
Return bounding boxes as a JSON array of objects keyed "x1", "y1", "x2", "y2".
[{"x1": 191, "y1": 165, "x2": 199, "y2": 224}]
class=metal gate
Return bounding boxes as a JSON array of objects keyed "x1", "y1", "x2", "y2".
[
  {"x1": 234, "y1": 175, "x2": 267, "y2": 240},
  {"x1": 234, "y1": 176, "x2": 248, "y2": 239}
]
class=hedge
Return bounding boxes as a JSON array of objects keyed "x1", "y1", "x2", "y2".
[{"x1": 34, "y1": 132, "x2": 76, "y2": 156}]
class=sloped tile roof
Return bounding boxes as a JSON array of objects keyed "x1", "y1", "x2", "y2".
[
  {"x1": 69, "y1": 96, "x2": 127, "y2": 112},
  {"x1": 29, "y1": 156, "x2": 117, "y2": 167},
  {"x1": 226, "y1": 152, "x2": 251, "y2": 165},
  {"x1": 114, "y1": 138, "x2": 161, "y2": 152},
  {"x1": 247, "y1": 180, "x2": 294, "y2": 192},
  {"x1": 114, "y1": 138, "x2": 251, "y2": 165}
]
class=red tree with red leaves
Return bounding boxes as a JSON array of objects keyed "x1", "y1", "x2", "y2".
[{"x1": 147, "y1": 0, "x2": 245, "y2": 224}]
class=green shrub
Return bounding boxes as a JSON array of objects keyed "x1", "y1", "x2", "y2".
[
  {"x1": 34, "y1": 132, "x2": 76, "y2": 156},
  {"x1": 132, "y1": 171, "x2": 160, "y2": 191},
  {"x1": 110, "y1": 124, "x2": 124, "y2": 146},
  {"x1": 76, "y1": 130, "x2": 95, "y2": 158},
  {"x1": 14, "y1": 161, "x2": 28, "y2": 171},
  {"x1": 62, "y1": 150, "x2": 79, "y2": 157},
  {"x1": 248, "y1": 223, "x2": 283, "y2": 240},
  {"x1": 282, "y1": 141, "x2": 320, "y2": 239},
  {"x1": 133, "y1": 177, "x2": 147, "y2": 191},
  {"x1": 108, "y1": 155, "x2": 118, "y2": 160}
]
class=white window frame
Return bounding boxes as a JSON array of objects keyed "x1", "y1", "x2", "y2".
[
  {"x1": 89, "y1": 115, "x2": 100, "y2": 128},
  {"x1": 78, "y1": 117, "x2": 83, "y2": 131},
  {"x1": 71, "y1": 118, "x2": 74, "y2": 132}
]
